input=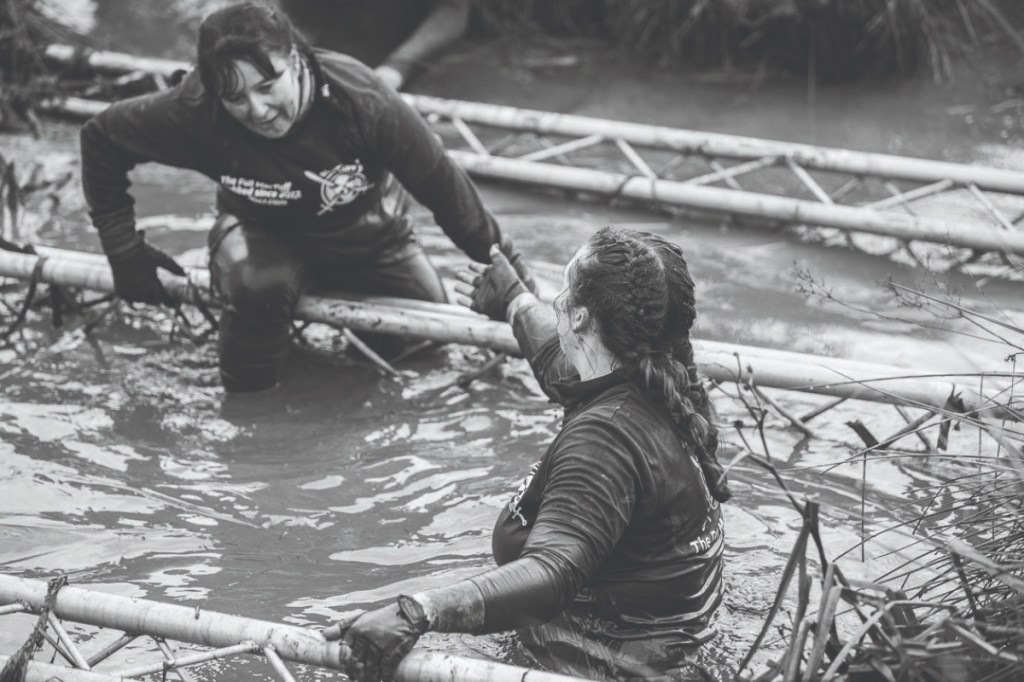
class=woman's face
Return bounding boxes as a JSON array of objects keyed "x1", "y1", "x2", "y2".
[{"x1": 221, "y1": 49, "x2": 304, "y2": 138}]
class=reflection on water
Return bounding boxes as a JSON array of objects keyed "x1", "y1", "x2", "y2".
[{"x1": 0, "y1": 290, "x2": 998, "y2": 676}]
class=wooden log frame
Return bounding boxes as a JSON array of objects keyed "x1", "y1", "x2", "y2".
[
  {"x1": 39, "y1": 45, "x2": 1024, "y2": 262},
  {"x1": 2, "y1": 247, "x2": 1020, "y2": 423},
  {"x1": 0, "y1": 574, "x2": 590, "y2": 682}
]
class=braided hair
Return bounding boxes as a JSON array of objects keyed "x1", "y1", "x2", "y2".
[{"x1": 570, "y1": 226, "x2": 731, "y2": 503}]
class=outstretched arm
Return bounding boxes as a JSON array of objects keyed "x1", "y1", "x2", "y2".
[
  {"x1": 368, "y1": 77, "x2": 503, "y2": 264},
  {"x1": 453, "y1": 247, "x2": 574, "y2": 401},
  {"x1": 329, "y1": 418, "x2": 640, "y2": 682},
  {"x1": 80, "y1": 83, "x2": 200, "y2": 302},
  {"x1": 81, "y1": 85, "x2": 202, "y2": 258}
]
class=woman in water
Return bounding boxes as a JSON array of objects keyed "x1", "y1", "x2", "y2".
[
  {"x1": 331, "y1": 226, "x2": 730, "y2": 681},
  {"x1": 80, "y1": 1, "x2": 531, "y2": 392}
]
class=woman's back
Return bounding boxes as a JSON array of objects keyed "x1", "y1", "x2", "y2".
[{"x1": 492, "y1": 351, "x2": 724, "y2": 634}]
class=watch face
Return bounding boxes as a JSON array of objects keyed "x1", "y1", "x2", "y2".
[{"x1": 397, "y1": 595, "x2": 430, "y2": 633}]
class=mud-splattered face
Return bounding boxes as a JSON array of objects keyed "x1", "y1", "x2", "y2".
[{"x1": 220, "y1": 49, "x2": 305, "y2": 138}]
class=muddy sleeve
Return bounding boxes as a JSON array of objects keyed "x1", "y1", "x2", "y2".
[
  {"x1": 80, "y1": 88, "x2": 202, "y2": 257},
  {"x1": 475, "y1": 419, "x2": 638, "y2": 630},
  {"x1": 413, "y1": 419, "x2": 638, "y2": 633},
  {"x1": 379, "y1": 0, "x2": 471, "y2": 81},
  {"x1": 508, "y1": 296, "x2": 576, "y2": 403},
  {"x1": 369, "y1": 82, "x2": 502, "y2": 263},
  {"x1": 506, "y1": 294, "x2": 577, "y2": 403},
  {"x1": 517, "y1": 417, "x2": 638, "y2": 590}
]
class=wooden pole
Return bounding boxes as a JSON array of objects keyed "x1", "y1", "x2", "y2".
[
  {"x1": 0, "y1": 575, "x2": 591, "y2": 682},
  {"x1": 0, "y1": 656, "x2": 133, "y2": 682},
  {"x1": 43, "y1": 44, "x2": 189, "y2": 79},
  {"x1": 40, "y1": 45, "x2": 1024, "y2": 196},
  {"x1": 0, "y1": 249, "x2": 1018, "y2": 420},
  {"x1": 445, "y1": 151, "x2": 1024, "y2": 257},
  {"x1": 36, "y1": 96, "x2": 1024, "y2": 258},
  {"x1": 407, "y1": 95, "x2": 1024, "y2": 195}
]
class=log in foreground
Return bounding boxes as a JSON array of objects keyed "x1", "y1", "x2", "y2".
[
  {"x1": 0, "y1": 656, "x2": 128, "y2": 682},
  {"x1": 1, "y1": 249, "x2": 1018, "y2": 420},
  {"x1": 0, "y1": 575, "x2": 590, "y2": 682}
]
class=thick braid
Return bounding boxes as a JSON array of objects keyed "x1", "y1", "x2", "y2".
[
  {"x1": 575, "y1": 227, "x2": 731, "y2": 503},
  {"x1": 671, "y1": 338, "x2": 731, "y2": 502}
]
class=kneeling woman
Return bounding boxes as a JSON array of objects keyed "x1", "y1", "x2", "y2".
[
  {"x1": 332, "y1": 227, "x2": 731, "y2": 681},
  {"x1": 80, "y1": 2, "x2": 529, "y2": 393}
]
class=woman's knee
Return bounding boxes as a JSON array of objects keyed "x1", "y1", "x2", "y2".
[{"x1": 221, "y1": 260, "x2": 303, "y2": 321}]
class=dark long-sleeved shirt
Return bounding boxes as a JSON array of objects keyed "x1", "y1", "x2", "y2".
[
  {"x1": 490, "y1": 321, "x2": 725, "y2": 640},
  {"x1": 80, "y1": 48, "x2": 502, "y2": 263}
]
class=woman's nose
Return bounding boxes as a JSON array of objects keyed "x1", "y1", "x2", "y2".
[{"x1": 247, "y1": 93, "x2": 271, "y2": 119}]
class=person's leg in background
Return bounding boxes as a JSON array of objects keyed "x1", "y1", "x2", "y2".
[{"x1": 208, "y1": 213, "x2": 308, "y2": 392}]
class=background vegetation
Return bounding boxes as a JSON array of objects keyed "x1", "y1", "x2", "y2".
[{"x1": 474, "y1": 0, "x2": 1024, "y2": 83}]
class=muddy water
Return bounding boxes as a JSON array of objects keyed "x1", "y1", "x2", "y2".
[{"x1": 2, "y1": 4, "x2": 1023, "y2": 680}]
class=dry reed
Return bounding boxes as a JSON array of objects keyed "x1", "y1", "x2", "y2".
[{"x1": 738, "y1": 276, "x2": 1024, "y2": 681}]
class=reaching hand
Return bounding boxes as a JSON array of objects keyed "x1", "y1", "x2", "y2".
[
  {"x1": 497, "y1": 240, "x2": 538, "y2": 295},
  {"x1": 107, "y1": 238, "x2": 185, "y2": 306},
  {"x1": 453, "y1": 245, "x2": 530, "y2": 321},
  {"x1": 330, "y1": 599, "x2": 428, "y2": 682}
]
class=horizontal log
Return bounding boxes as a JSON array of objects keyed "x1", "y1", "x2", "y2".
[
  {"x1": 447, "y1": 151, "x2": 1024, "y2": 257},
  {"x1": 0, "y1": 655, "x2": 132, "y2": 682},
  {"x1": 0, "y1": 575, "x2": 589, "y2": 682},
  {"x1": 409, "y1": 95, "x2": 1024, "y2": 195},
  {"x1": 43, "y1": 44, "x2": 190, "y2": 79},
  {"x1": 41, "y1": 45, "x2": 1024, "y2": 195},
  {"x1": 1, "y1": 249, "x2": 1018, "y2": 420},
  {"x1": 39, "y1": 97, "x2": 1024, "y2": 257}
]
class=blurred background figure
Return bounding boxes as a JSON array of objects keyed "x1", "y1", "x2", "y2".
[{"x1": 275, "y1": 0, "x2": 471, "y2": 90}]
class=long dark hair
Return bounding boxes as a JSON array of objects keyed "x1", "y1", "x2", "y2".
[
  {"x1": 197, "y1": 2, "x2": 312, "y2": 99},
  {"x1": 570, "y1": 226, "x2": 731, "y2": 503}
]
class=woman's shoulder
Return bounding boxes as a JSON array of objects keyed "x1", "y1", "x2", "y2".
[
  {"x1": 565, "y1": 384, "x2": 658, "y2": 439},
  {"x1": 90, "y1": 68, "x2": 214, "y2": 134},
  {"x1": 314, "y1": 49, "x2": 385, "y2": 95}
]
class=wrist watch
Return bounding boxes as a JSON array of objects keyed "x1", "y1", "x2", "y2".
[{"x1": 396, "y1": 595, "x2": 430, "y2": 634}]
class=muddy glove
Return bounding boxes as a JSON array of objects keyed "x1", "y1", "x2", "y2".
[
  {"x1": 497, "y1": 238, "x2": 538, "y2": 295},
  {"x1": 454, "y1": 244, "x2": 530, "y2": 321},
  {"x1": 107, "y1": 237, "x2": 185, "y2": 306},
  {"x1": 331, "y1": 598, "x2": 428, "y2": 682}
]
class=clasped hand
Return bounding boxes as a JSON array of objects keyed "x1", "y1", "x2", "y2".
[{"x1": 453, "y1": 244, "x2": 533, "y2": 321}]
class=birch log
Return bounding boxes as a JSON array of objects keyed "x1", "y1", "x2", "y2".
[
  {"x1": 0, "y1": 575, "x2": 588, "y2": 682},
  {"x1": 38, "y1": 95, "x2": 1024, "y2": 258},
  {"x1": 1, "y1": 249, "x2": 1017, "y2": 420}
]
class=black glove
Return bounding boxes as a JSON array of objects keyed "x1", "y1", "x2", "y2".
[
  {"x1": 497, "y1": 239, "x2": 538, "y2": 295},
  {"x1": 454, "y1": 245, "x2": 530, "y2": 321},
  {"x1": 107, "y1": 238, "x2": 185, "y2": 306},
  {"x1": 333, "y1": 597, "x2": 428, "y2": 682}
]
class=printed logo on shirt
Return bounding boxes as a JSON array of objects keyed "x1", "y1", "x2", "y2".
[
  {"x1": 688, "y1": 514, "x2": 725, "y2": 557},
  {"x1": 303, "y1": 160, "x2": 372, "y2": 215},
  {"x1": 220, "y1": 175, "x2": 303, "y2": 206},
  {"x1": 508, "y1": 460, "x2": 542, "y2": 528}
]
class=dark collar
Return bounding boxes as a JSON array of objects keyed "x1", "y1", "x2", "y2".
[{"x1": 552, "y1": 370, "x2": 629, "y2": 412}]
